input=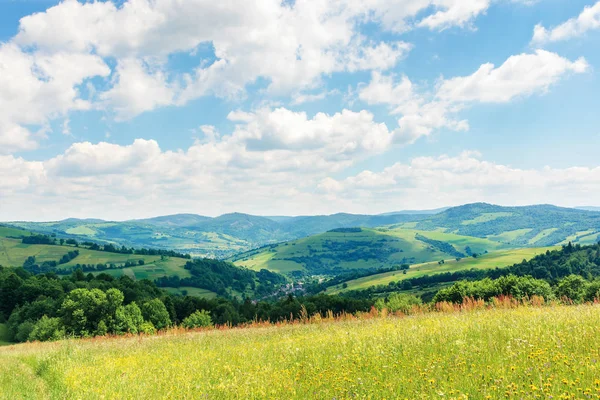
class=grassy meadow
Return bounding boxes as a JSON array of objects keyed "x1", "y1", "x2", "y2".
[
  {"x1": 1, "y1": 304, "x2": 600, "y2": 399},
  {"x1": 327, "y1": 246, "x2": 557, "y2": 294}
]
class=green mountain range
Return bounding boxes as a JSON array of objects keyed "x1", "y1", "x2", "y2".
[{"x1": 6, "y1": 203, "x2": 600, "y2": 259}]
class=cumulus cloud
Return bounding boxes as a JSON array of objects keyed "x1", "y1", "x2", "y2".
[
  {"x1": 5, "y1": 0, "x2": 508, "y2": 126},
  {"x1": 0, "y1": 43, "x2": 110, "y2": 152},
  {"x1": 358, "y1": 50, "x2": 587, "y2": 144},
  {"x1": 437, "y1": 50, "x2": 589, "y2": 103},
  {"x1": 318, "y1": 151, "x2": 600, "y2": 211},
  {"x1": 532, "y1": 1, "x2": 600, "y2": 44},
  {"x1": 4, "y1": 142, "x2": 600, "y2": 220}
]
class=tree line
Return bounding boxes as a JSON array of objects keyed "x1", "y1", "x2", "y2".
[
  {"x1": 0, "y1": 266, "x2": 371, "y2": 343},
  {"x1": 20, "y1": 234, "x2": 191, "y2": 260}
]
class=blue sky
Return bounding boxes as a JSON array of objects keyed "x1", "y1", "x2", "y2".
[{"x1": 1, "y1": 0, "x2": 599, "y2": 220}]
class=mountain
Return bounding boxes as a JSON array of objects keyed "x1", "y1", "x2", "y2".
[
  {"x1": 378, "y1": 207, "x2": 449, "y2": 216},
  {"x1": 5, "y1": 212, "x2": 428, "y2": 258},
  {"x1": 6, "y1": 203, "x2": 600, "y2": 258},
  {"x1": 135, "y1": 214, "x2": 211, "y2": 227},
  {"x1": 576, "y1": 206, "x2": 600, "y2": 212},
  {"x1": 413, "y1": 203, "x2": 600, "y2": 246},
  {"x1": 228, "y1": 227, "x2": 509, "y2": 275}
]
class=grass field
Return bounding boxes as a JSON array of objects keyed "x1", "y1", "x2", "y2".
[
  {"x1": 327, "y1": 246, "x2": 557, "y2": 294},
  {"x1": 163, "y1": 287, "x2": 218, "y2": 298},
  {"x1": 232, "y1": 228, "x2": 509, "y2": 275},
  {"x1": 0, "y1": 236, "x2": 167, "y2": 269},
  {"x1": 1, "y1": 304, "x2": 600, "y2": 399},
  {"x1": 93, "y1": 257, "x2": 191, "y2": 281}
]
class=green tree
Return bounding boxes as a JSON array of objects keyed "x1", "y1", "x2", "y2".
[
  {"x1": 29, "y1": 316, "x2": 65, "y2": 342},
  {"x1": 141, "y1": 299, "x2": 171, "y2": 330},
  {"x1": 113, "y1": 302, "x2": 144, "y2": 334},
  {"x1": 182, "y1": 310, "x2": 213, "y2": 329},
  {"x1": 556, "y1": 275, "x2": 587, "y2": 303},
  {"x1": 60, "y1": 288, "x2": 110, "y2": 337}
]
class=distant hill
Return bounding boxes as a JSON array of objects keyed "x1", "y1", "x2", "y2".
[
  {"x1": 576, "y1": 206, "x2": 600, "y2": 212},
  {"x1": 6, "y1": 213, "x2": 427, "y2": 258},
  {"x1": 6, "y1": 203, "x2": 600, "y2": 258},
  {"x1": 412, "y1": 203, "x2": 600, "y2": 247},
  {"x1": 229, "y1": 228, "x2": 508, "y2": 275}
]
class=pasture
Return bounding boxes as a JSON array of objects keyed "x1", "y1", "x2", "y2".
[
  {"x1": 1, "y1": 304, "x2": 599, "y2": 398},
  {"x1": 327, "y1": 246, "x2": 557, "y2": 294}
]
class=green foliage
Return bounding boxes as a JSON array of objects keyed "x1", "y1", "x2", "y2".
[
  {"x1": 141, "y1": 299, "x2": 171, "y2": 330},
  {"x1": 155, "y1": 258, "x2": 286, "y2": 298},
  {"x1": 28, "y1": 316, "x2": 65, "y2": 342},
  {"x1": 114, "y1": 303, "x2": 144, "y2": 334},
  {"x1": 182, "y1": 310, "x2": 213, "y2": 329},
  {"x1": 556, "y1": 275, "x2": 587, "y2": 303},
  {"x1": 432, "y1": 275, "x2": 555, "y2": 303},
  {"x1": 375, "y1": 293, "x2": 422, "y2": 314}
]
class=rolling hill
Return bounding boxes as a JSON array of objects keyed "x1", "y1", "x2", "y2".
[
  {"x1": 410, "y1": 203, "x2": 600, "y2": 246},
  {"x1": 229, "y1": 227, "x2": 511, "y2": 275},
  {"x1": 5, "y1": 203, "x2": 600, "y2": 261},
  {"x1": 326, "y1": 246, "x2": 558, "y2": 294},
  {"x1": 6, "y1": 213, "x2": 428, "y2": 258}
]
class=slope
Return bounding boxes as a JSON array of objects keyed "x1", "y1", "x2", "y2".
[{"x1": 230, "y1": 228, "x2": 505, "y2": 275}]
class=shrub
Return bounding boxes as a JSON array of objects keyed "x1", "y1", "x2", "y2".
[
  {"x1": 182, "y1": 310, "x2": 213, "y2": 329},
  {"x1": 141, "y1": 299, "x2": 171, "y2": 330},
  {"x1": 375, "y1": 294, "x2": 422, "y2": 314},
  {"x1": 28, "y1": 316, "x2": 65, "y2": 342}
]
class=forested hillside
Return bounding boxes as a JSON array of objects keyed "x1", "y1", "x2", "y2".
[{"x1": 9, "y1": 203, "x2": 599, "y2": 259}]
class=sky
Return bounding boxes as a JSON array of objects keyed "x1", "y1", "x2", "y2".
[{"x1": 1, "y1": 0, "x2": 600, "y2": 221}]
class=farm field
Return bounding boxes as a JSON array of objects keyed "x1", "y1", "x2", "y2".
[
  {"x1": 327, "y1": 246, "x2": 557, "y2": 294},
  {"x1": 93, "y1": 257, "x2": 191, "y2": 281},
  {"x1": 1, "y1": 305, "x2": 600, "y2": 398},
  {"x1": 163, "y1": 287, "x2": 218, "y2": 299}
]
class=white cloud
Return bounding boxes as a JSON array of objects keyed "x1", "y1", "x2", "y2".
[
  {"x1": 532, "y1": 1, "x2": 600, "y2": 44},
  {"x1": 437, "y1": 50, "x2": 589, "y2": 103},
  {"x1": 358, "y1": 50, "x2": 587, "y2": 144},
  {"x1": 417, "y1": 0, "x2": 491, "y2": 31},
  {"x1": 100, "y1": 58, "x2": 177, "y2": 120},
  {"x1": 4, "y1": 142, "x2": 600, "y2": 220},
  {"x1": 318, "y1": 151, "x2": 600, "y2": 211},
  {"x1": 0, "y1": 42, "x2": 110, "y2": 152},
  {"x1": 5, "y1": 0, "x2": 508, "y2": 127}
]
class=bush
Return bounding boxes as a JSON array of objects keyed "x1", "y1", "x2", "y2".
[
  {"x1": 141, "y1": 299, "x2": 171, "y2": 330},
  {"x1": 375, "y1": 294, "x2": 422, "y2": 314},
  {"x1": 28, "y1": 316, "x2": 65, "y2": 342},
  {"x1": 15, "y1": 321, "x2": 35, "y2": 343},
  {"x1": 139, "y1": 322, "x2": 156, "y2": 335},
  {"x1": 556, "y1": 275, "x2": 587, "y2": 303},
  {"x1": 182, "y1": 310, "x2": 213, "y2": 329}
]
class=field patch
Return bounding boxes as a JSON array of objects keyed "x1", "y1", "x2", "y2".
[
  {"x1": 164, "y1": 287, "x2": 218, "y2": 298},
  {"x1": 461, "y1": 212, "x2": 513, "y2": 225},
  {"x1": 328, "y1": 246, "x2": 557, "y2": 293},
  {"x1": 528, "y1": 228, "x2": 559, "y2": 245}
]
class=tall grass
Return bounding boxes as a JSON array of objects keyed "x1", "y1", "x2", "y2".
[{"x1": 2, "y1": 302, "x2": 600, "y2": 399}]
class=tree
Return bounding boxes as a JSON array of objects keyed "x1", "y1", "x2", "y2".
[
  {"x1": 182, "y1": 310, "x2": 213, "y2": 329},
  {"x1": 114, "y1": 302, "x2": 144, "y2": 334},
  {"x1": 60, "y1": 288, "x2": 108, "y2": 337},
  {"x1": 29, "y1": 316, "x2": 65, "y2": 342},
  {"x1": 141, "y1": 299, "x2": 171, "y2": 330},
  {"x1": 556, "y1": 275, "x2": 587, "y2": 303}
]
